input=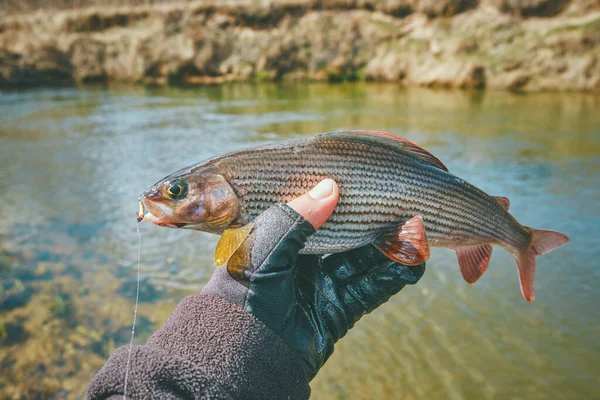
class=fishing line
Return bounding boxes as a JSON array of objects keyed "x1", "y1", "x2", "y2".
[{"x1": 123, "y1": 222, "x2": 142, "y2": 399}]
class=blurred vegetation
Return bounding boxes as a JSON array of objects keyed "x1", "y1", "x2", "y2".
[
  {"x1": 1, "y1": 0, "x2": 599, "y2": 91},
  {"x1": 0, "y1": 0, "x2": 181, "y2": 15}
]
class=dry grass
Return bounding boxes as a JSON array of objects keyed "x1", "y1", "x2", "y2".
[{"x1": 0, "y1": 0, "x2": 193, "y2": 15}]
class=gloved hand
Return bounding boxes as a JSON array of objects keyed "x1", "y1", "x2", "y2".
[
  {"x1": 203, "y1": 179, "x2": 425, "y2": 381},
  {"x1": 87, "y1": 179, "x2": 425, "y2": 400}
]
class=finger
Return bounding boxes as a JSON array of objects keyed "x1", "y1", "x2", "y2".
[{"x1": 287, "y1": 179, "x2": 339, "y2": 230}]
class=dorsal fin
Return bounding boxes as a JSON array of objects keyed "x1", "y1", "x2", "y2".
[{"x1": 320, "y1": 130, "x2": 449, "y2": 172}]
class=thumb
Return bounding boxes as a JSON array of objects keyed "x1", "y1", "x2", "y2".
[{"x1": 287, "y1": 179, "x2": 339, "y2": 230}]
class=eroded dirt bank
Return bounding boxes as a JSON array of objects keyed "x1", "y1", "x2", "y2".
[{"x1": 1, "y1": 0, "x2": 599, "y2": 91}]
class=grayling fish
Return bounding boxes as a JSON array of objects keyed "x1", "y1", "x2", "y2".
[{"x1": 137, "y1": 130, "x2": 569, "y2": 301}]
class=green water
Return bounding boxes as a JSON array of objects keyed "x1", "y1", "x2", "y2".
[{"x1": 1, "y1": 84, "x2": 598, "y2": 399}]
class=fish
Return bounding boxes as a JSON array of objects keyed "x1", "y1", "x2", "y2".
[{"x1": 137, "y1": 130, "x2": 569, "y2": 301}]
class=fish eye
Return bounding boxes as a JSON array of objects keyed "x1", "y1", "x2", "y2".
[{"x1": 166, "y1": 182, "x2": 187, "y2": 199}]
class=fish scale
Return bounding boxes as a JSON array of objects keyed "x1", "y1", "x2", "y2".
[
  {"x1": 141, "y1": 130, "x2": 569, "y2": 301},
  {"x1": 214, "y1": 134, "x2": 523, "y2": 254}
]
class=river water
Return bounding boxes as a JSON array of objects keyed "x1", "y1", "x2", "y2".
[{"x1": 1, "y1": 84, "x2": 598, "y2": 399}]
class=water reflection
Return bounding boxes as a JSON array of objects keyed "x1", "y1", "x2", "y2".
[{"x1": 1, "y1": 84, "x2": 598, "y2": 399}]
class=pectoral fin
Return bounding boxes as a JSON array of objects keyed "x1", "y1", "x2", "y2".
[
  {"x1": 214, "y1": 223, "x2": 254, "y2": 267},
  {"x1": 374, "y1": 216, "x2": 430, "y2": 266}
]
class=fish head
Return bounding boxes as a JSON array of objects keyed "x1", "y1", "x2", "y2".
[{"x1": 138, "y1": 172, "x2": 239, "y2": 233}]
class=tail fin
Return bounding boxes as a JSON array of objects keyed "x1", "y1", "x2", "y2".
[{"x1": 515, "y1": 229, "x2": 569, "y2": 302}]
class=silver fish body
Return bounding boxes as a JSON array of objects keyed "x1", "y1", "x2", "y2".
[
  {"x1": 144, "y1": 130, "x2": 569, "y2": 301},
  {"x1": 195, "y1": 131, "x2": 529, "y2": 255}
]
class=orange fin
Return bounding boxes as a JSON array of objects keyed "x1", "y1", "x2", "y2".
[
  {"x1": 515, "y1": 228, "x2": 569, "y2": 302},
  {"x1": 214, "y1": 223, "x2": 254, "y2": 267},
  {"x1": 456, "y1": 244, "x2": 493, "y2": 284},
  {"x1": 374, "y1": 216, "x2": 430, "y2": 266},
  {"x1": 324, "y1": 130, "x2": 449, "y2": 172},
  {"x1": 494, "y1": 196, "x2": 510, "y2": 211}
]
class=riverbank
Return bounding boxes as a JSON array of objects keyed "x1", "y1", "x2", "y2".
[{"x1": 1, "y1": 0, "x2": 599, "y2": 91}]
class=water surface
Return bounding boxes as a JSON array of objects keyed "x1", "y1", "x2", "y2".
[{"x1": 1, "y1": 84, "x2": 598, "y2": 399}]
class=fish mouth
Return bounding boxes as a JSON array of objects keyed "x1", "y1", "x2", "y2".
[
  {"x1": 136, "y1": 199, "x2": 163, "y2": 224},
  {"x1": 136, "y1": 199, "x2": 191, "y2": 229}
]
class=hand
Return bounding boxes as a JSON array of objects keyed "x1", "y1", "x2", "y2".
[{"x1": 202, "y1": 179, "x2": 425, "y2": 380}]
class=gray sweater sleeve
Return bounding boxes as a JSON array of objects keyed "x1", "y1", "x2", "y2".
[{"x1": 86, "y1": 294, "x2": 310, "y2": 400}]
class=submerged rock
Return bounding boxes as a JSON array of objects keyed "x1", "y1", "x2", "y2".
[{"x1": 0, "y1": 231, "x2": 173, "y2": 399}]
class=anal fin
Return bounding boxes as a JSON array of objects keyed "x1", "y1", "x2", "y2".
[
  {"x1": 456, "y1": 244, "x2": 493, "y2": 283},
  {"x1": 214, "y1": 223, "x2": 254, "y2": 267},
  {"x1": 374, "y1": 216, "x2": 430, "y2": 266}
]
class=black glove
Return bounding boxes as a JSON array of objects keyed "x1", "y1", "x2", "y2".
[
  {"x1": 87, "y1": 202, "x2": 425, "y2": 400},
  {"x1": 203, "y1": 203, "x2": 426, "y2": 381}
]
